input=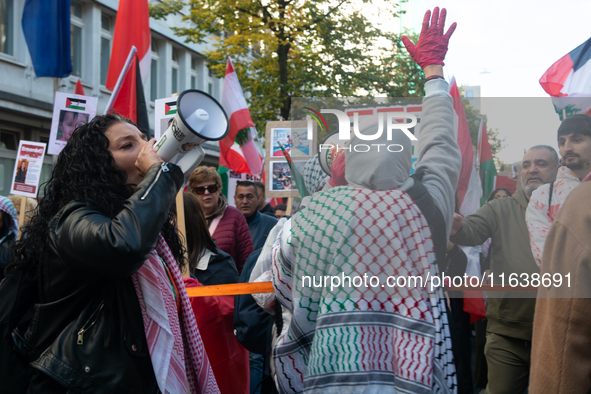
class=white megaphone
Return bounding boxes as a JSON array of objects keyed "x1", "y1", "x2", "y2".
[
  {"x1": 318, "y1": 131, "x2": 349, "y2": 176},
  {"x1": 154, "y1": 89, "x2": 229, "y2": 174}
]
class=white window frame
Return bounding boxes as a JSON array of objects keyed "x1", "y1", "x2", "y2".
[
  {"x1": 70, "y1": 0, "x2": 85, "y2": 78},
  {"x1": 99, "y1": 12, "x2": 113, "y2": 86},
  {"x1": 0, "y1": 0, "x2": 15, "y2": 57},
  {"x1": 150, "y1": 41, "x2": 160, "y2": 102}
]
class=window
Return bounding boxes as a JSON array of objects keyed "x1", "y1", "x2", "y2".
[
  {"x1": 171, "y1": 48, "x2": 180, "y2": 94},
  {"x1": 466, "y1": 91, "x2": 473, "y2": 98},
  {"x1": 0, "y1": 0, "x2": 14, "y2": 56},
  {"x1": 150, "y1": 42, "x2": 159, "y2": 101},
  {"x1": 70, "y1": 1, "x2": 84, "y2": 77},
  {"x1": 0, "y1": 129, "x2": 18, "y2": 150},
  {"x1": 100, "y1": 13, "x2": 113, "y2": 85}
]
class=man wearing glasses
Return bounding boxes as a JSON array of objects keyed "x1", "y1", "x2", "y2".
[{"x1": 235, "y1": 181, "x2": 278, "y2": 251}]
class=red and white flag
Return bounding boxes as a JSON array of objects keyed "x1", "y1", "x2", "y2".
[
  {"x1": 449, "y1": 77, "x2": 482, "y2": 216},
  {"x1": 219, "y1": 57, "x2": 263, "y2": 176},
  {"x1": 105, "y1": 0, "x2": 151, "y2": 90},
  {"x1": 449, "y1": 77, "x2": 486, "y2": 323},
  {"x1": 540, "y1": 36, "x2": 591, "y2": 119}
]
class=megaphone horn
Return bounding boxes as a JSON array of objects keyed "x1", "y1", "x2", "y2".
[
  {"x1": 318, "y1": 131, "x2": 348, "y2": 176},
  {"x1": 154, "y1": 90, "x2": 229, "y2": 174}
]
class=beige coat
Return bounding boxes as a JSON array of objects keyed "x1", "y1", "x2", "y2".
[{"x1": 530, "y1": 179, "x2": 591, "y2": 393}]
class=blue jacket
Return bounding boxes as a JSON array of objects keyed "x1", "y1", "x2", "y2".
[{"x1": 246, "y1": 210, "x2": 278, "y2": 251}]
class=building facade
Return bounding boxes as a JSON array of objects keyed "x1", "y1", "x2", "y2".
[{"x1": 0, "y1": 0, "x2": 225, "y2": 196}]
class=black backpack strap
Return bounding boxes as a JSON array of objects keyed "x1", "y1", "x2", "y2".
[{"x1": 406, "y1": 172, "x2": 448, "y2": 274}]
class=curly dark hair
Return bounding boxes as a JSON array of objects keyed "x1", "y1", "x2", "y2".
[{"x1": 10, "y1": 114, "x2": 186, "y2": 274}]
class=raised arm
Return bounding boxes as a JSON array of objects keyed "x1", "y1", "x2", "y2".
[{"x1": 402, "y1": 7, "x2": 461, "y2": 235}]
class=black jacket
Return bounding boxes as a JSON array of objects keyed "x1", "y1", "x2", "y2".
[
  {"x1": 193, "y1": 247, "x2": 239, "y2": 286},
  {"x1": 0, "y1": 163, "x2": 183, "y2": 394}
]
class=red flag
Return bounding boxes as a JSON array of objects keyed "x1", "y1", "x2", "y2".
[
  {"x1": 75, "y1": 77, "x2": 85, "y2": 95},
  {"x1": 219, "y1": 57, "x2": 263, "y2": 176},
  {"x1": 104, "y1": 48, "x2": 150, "y2": 136},
  {"x1": 105, "y1": 0, "x2": 151, "y2": 91}
]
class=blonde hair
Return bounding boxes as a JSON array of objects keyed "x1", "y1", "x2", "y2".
[
  {"x1": 189, "y1": 166, "x2": 222, "y2": 191},
  {"x1": 7, "y1": 195, "x2": 38, "y2": 226}
]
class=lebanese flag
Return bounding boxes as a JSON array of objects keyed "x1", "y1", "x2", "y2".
[
  {"x1": 219, "y1": 57, "x2": 263, "y2": 176},
  {"x1": 75, "y1": 77, "x2": 85, "y2": 95},
  {"x1": 477, "y1": 118, "x2": 497, "y2": 205},
  {"x1": 449, "y1": 78, "x2": 486, "y2": 323},
  {"x1": 104, "y1": 47, "x2": 150, "y2": 136},
  {"x1": 540, "y1": 36, "x2": 591, "y2": 119},
  {"x1": 449, "y1": 77, "x2": 481, "y2": 216},
  {"x1": 105, "y1": 0, "x2": 151, "y2": 90}
]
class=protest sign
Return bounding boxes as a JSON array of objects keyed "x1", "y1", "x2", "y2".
[
  {"x1": 154, "y1": 97, "x2": 177, "y2": 140},
  {"x1": 48, "y1": 92, "x2": 98, "y2": 155},
  {"x1": 10, "y1": 141, "x2": 47, "y2": 198}
]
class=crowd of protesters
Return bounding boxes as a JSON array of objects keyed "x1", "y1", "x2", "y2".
[{"x1": 1, "y1": 7, "x2": 591, "y2": 394}]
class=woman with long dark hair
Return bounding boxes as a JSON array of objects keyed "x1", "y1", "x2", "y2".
[
  {"x1": 179, "y1": 192, "x2": 249, "y2": 394},
  {"x1": 177, "y1": 192, "x2": 238, "y2": 285},
  {"x1": 0, "y1": 114, "x2": 218, "y2": 393}
]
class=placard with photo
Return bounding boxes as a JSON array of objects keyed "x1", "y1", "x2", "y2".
[
  {"x1": 270, "y1": 126, "x2": 313, "y2": 158},
  {"x1": 10, "y1": 140, "x2": 47, "y2": 198},
  {"x1": 48, "y1": 92, "x2": 98, "y2": 155},
  {"x1": 269, "y1": 161, "x2": 292, "y2": 193},
  {"x1": 266, "y1": 120, "x2": 316, "y2": 161}
]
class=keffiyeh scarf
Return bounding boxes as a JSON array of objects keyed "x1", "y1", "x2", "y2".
[
  {"x1": 303, "y1": 155, "x2": 330, "y2": 194},
  {"x1": 132, "y1": 234, "x2": 220, "y2": 394},
  {"x1": 272, "y1": 186, "x2": 456, "y2": 394}
]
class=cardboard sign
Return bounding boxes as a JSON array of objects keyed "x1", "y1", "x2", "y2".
[
  {"x1": 265, "y1": 120, "x2": 316, "y2": 198},
  {"x1": 10, "y1": 140, "x2": 47, "y2": 198},
  {"x1": 48, "y1": 92, "x2": 98, "y2": 155},
  {"x1": 226, "y1": 170, "x2": 261, "y2": 208}
]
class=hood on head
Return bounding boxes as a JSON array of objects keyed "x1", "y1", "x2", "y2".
[
  {"x1": 345, "y1": 116, "x2": 412, "y2": 190},
  {"x1": 0, "y1": 196, "x2": 19, "y2": 237}
]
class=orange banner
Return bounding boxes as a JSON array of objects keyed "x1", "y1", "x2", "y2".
[
  {"x1": 185, "y1": 281, "x2": 538, "y2": 298},
  {"x1": 186, "y1": 281, "x2": 275, "y2": 297}
]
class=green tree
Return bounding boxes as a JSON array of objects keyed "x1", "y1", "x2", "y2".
[{"x1": 150, "y1": 0, "x2": 419, "y2": 133}]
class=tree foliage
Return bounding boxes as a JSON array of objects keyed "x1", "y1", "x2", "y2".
[{"x1": 150, "y1": 0, "x2": 425, "y2": 133}]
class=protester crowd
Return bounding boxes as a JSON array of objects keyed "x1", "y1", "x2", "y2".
[{"x1": 1, "y1": 7, "x2": 591, "y2": 394}]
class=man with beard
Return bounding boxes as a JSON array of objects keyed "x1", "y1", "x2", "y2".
[
  {"x1": 526, "y1": 114, "x2": 591, "y2": 268},
  {"x1": 450, "y1": 145, "x2": 559, "y2": 393}
]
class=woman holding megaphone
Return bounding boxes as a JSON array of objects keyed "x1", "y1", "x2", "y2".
[{"x1": 0, "y1": 114, "x2": 219, "y2": 393}]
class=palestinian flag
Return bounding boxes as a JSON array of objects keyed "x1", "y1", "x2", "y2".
[
  {"x1": 477, "y1": 118, "x2": 497, "y2": 205},
  {"x1": 106, "y1": 0, "x2": 150, "y2": 89},
  {"x1": 540, "y1": 36, "x2": 591, "y2": 119},
  {"x1": 164, "y1": 101, "x2": 177, "y2": 116},
  {"x1": 66, "y1": 97, "x2": 86, "y2": 111},
  {"x1": 277, "y1": 141, "x2": 309, "y2": 198},
  {"x1": 104, "y1": 49, "x2": 150, "y2": 137}
]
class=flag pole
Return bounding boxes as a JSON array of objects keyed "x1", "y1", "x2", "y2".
[{"x1": 104, "y1": 46, "x2": 138, "y2": 114}]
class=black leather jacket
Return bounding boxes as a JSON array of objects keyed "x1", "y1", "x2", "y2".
[{"x1": 4, "y1": 162, "x2": 183, "y2": 394}]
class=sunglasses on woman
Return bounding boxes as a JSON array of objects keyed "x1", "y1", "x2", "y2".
[{"x1": 192, "y1": 184, "x2": 219, "y2": 195}]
